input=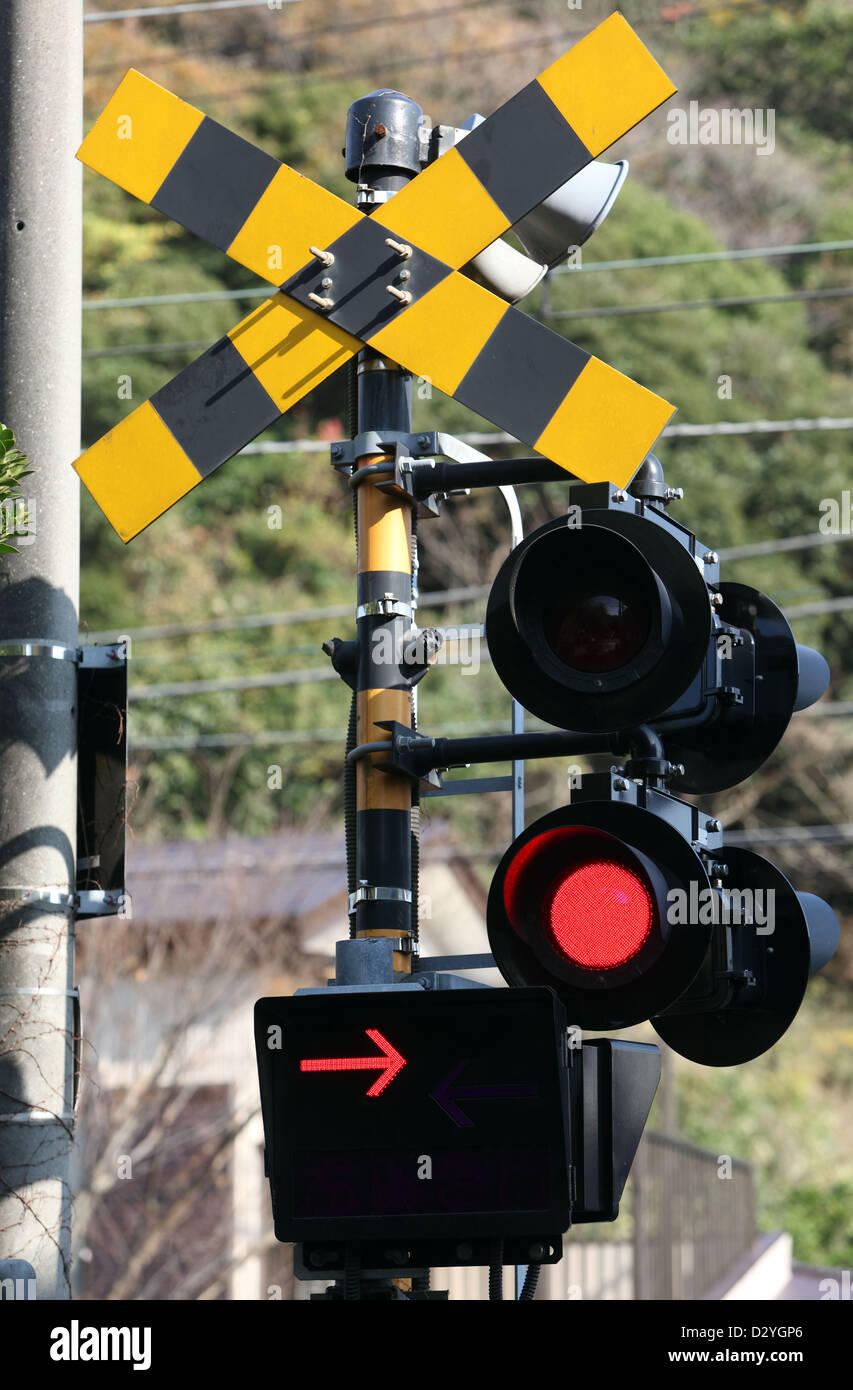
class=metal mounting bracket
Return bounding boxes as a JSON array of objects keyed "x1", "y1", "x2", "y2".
[
  {"x1": 372, "y1": 720, "x2": 444, "y2": 790},
  {"x1": 330, "y1": 428, "x2": 443, "y2": 469}
]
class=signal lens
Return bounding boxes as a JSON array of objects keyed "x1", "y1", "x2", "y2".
[
  {"x1": 543, "y1": 574, "x2": 651, "y2": 673},
  {"x1": 503, "y1": 827, "x2": 657, "y2": 974},
  {"x1": 546, "y1": 860, "x2": 654, "y2": 969}
]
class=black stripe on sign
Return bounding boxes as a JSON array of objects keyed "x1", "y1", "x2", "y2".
[
  {"x1": 456, "y1": 81, "x2": 591, "y2": 226},
  {"x1": 454, "y1": 309, "x2": 589, "y2": 450},
  {"x1": 151, "y1": 117, "x2": 279, "y2": 253},
  {"x1": 151, "y1": 336, "x2": 281, "y2": 478},
  {"x1": 281, "y1": 215, "x2": 450, "y2": 341}
]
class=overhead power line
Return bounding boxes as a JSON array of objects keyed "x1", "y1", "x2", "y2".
[
  {"x1": 84, "y1": 0, "x2": 300, "y2": 22},
  {"x1": 78, "y1": 241, "x2": 853, "y2": 315},
  {"x1": 83, "y1": 523, "x2": 852, "y2": 646},
  {"x1": 86, "y1": 0, "x2": 500, "y2": 56},
  {"x1": 546, "y1": 284, "x2": 853, "y2": 323},
  {"x1": 724, "y1": 823, "x2": 853, "y2": 848},
  {"x1": 160, "y1": 25, "x2": 581, "y2": 102},
  {"x1": 416, "y1": 418, "x2": 853, "y2": 448},
  {"x1": 130, "y1": 641, "x2": 494, "y2": 700},
  {"x1": 784, "y1": 596, "x2": 853, "y2": 620},
  {"x1": 119, "y1": 0, "x2": 771, "y2": 102},
  {"x1": 115, "y1": 574, "x2": 853, "y2": 696},
  {"x1": 84, "y1": 584, "x2": 488, "y2": 644},
  {"x1": 81, "y1": 285, "x2": 853, "y2": 358},
  {"x1": 131, "y1": 666, "x2": 338, "y2": 700},
  {"x1": 722, "y1": 531, "x2": 853, "y2": 561},
  {"x1": 662, "y1": 416, "x2": 853, "y2": 439},
  {"x1": 551, "y1": 240, "x2": 853, "y2": 275},
  {"x1": 109, "y1": 416, "x2": 850, "y2": 459},
  {"x1": 83, "y1": 338, "x2": 213, "y2": 360},
  {"x1": 82, "y1": 286, "x2": 272, "y2": 312}
]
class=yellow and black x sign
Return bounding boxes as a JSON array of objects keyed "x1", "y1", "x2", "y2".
[{"x1": 74, "y1": 13, "x2": 676, "y2": 542}]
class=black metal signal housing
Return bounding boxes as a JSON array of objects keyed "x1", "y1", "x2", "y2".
[
  {"x1": 485, "y1": 483, "x2": 830, "y2": 793},
  {"x1": 486, "y1": 774, "x2": 840, "y2": 1067},
  {"x1": 486, "y1": 497, "x2": 712, "y2": 734}
]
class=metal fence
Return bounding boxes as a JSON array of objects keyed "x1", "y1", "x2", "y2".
[
  {"x1": 557, "y1": 1130, "x2": 756, "y2": 1301},
  {"x1": 631, "y1": 1132, "x2": 756, "y2": 1299}
]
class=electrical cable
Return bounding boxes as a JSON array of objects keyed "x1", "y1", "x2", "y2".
[
  {"x1": 84, "y1": 0, "x2": 300, "y2": 22},
  {"x1": 85, "y1": 0, "x2": 501, "y2": 55},
  {"x1": 545, "y1": 284, "x2": 853, "y2": 322},
  {"x1": 79, "y1": 243, "x2": 853, "y2": 314},
  {"x1": 488, "y1": 1239, "x2": 504, "y2": 1300}
]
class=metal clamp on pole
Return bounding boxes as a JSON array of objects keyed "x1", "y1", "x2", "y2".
[
  {"x1": 0, "y1": 640, "x2": 78, "y2": 662},
  {"x1": 355, "y1": 598, "x2": 414, "y2": 621},
  {"x1": 0, "y1": 887, "x2": 128, "y2": 918},
  {"x1": 348, "y1": 884, "x2": 413, "y2": 912},
  {"x1": 0, "y1": 887, "x2": 77, "y2": 911},
  {"x1": 0, "y1": 639, "x2": 128, "y2": 666}
]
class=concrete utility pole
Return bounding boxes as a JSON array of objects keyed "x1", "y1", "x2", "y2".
[{"x1": 0, "y1": 0, "x2": 83, "y2": 1299}]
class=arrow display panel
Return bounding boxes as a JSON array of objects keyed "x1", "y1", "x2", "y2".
[{"x1": 255, "y1": 987, "x2": 570, "y2": 1245}]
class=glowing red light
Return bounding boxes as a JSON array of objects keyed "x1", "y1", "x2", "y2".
[{"x1": 547, "y1": 860, "x2": 653, "y2": 969}]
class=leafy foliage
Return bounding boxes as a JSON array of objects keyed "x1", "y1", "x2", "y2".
[{"x1": 0, "y1": 423, "x2": 32, "y2": 557}]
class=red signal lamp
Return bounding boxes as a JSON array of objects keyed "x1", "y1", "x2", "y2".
[
  {"x1": 488, "y1": 792, "x2": 841, "y2": 1066},
  {"x1": 546, "y1": 857, "x2": 654, "y2": 969},
  {"x1": 488, "y1": 803, "x2": 713, "y2": 1031}
]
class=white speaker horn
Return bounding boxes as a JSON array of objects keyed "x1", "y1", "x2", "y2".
[
  {"x1": 463, "y1": 237, "x2": 548, "y2": 303},
  {"x1": 514, "y1": 158, "x2": 629, "y2": 268}
]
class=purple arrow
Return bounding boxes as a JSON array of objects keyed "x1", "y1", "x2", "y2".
[{"x1": 431, "y1": 1059, "x2": 538, "y2": 1127}]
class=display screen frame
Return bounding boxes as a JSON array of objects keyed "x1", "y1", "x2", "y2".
[{"x1": 255, "y1": 986, "x2": 571, "y2": 1244}]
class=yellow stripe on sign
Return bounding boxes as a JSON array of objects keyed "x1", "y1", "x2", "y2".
[
  {"x1": 228, "y1": 293, "x2": 360, "y2": 412},
  {"x1": 227, "y1": 165, "x2": 363, "y2": 285},
  {"x1": 376, "y1": 148, "x2": 510, "y2": 271},
  {"x1": 537, "y1": 13, "x2": 676, "y2": 157},
  {"x1": 368, "y1": 272, "x2": 506, "y2": 397},
  {"x1": 77, "y1": 70, "x2": 203, "y2": 205},
  {"x1": 534, "y1": 356, "x2": 676, "y2": 488},
  {"x1": 72, "y1": 401, "x2": 202, "y2": 544}
]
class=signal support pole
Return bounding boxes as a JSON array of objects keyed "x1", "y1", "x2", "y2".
[
  {"x1": 0, "y1": 0, "x2": 83, "y2": 1298},
  {"x1": 346, "y1": 92, "x2": 424, "y2": 971}
]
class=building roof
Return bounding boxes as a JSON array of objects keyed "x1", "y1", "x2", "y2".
[{"x1": 124, "y1": 823, "x2": 457, "y2": 929}]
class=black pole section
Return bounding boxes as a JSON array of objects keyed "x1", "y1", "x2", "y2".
[{"x1": 346, "y1": 90, "x2": 422, "y2": 953}]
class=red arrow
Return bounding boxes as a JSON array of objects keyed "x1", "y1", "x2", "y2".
[{"x1": 299, "y1": 1028, "x2": 406, "y2": 1097}]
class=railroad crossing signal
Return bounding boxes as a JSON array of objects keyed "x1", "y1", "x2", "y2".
[
  {"x1": 73, "y1": 13, "x2": 677, "y2": 541},
  {"x1": 484, "y1": 478, "x2": 840, "y2": 1066}
]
